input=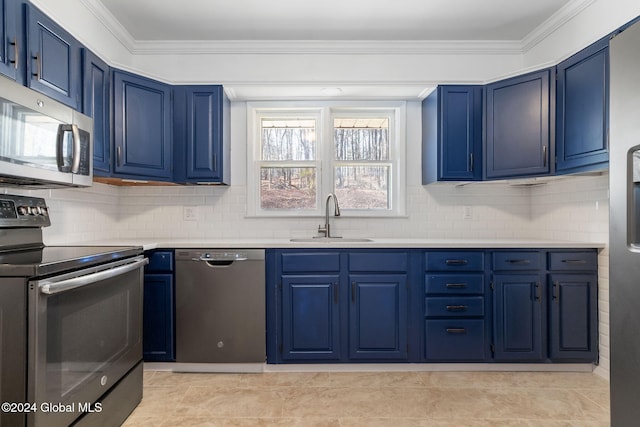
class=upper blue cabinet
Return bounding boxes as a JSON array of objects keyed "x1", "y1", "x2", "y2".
[
  {"x1": 555, "y1": 37, "x2": 609, "y2": 174},
  {"x1": 0, "y1": 0, "x2": 23, "y2": 82},
  {"x1": 422, "y1": 86, "x2": 483, "y2": 183},
  {"x1": 173, "y1": 85, "x2": 230, "y2": 184},
  {"x1": 112, "y1": 70, "x2": 173, "y2": 180},
  {"x1": 82, "y1": 49, "x2": 111, "y2": 175},
  {"x1": 485, "y1": 69, "x2": 553, "y2": 179},
  {"x1": 26, "y1": 4, "x2": 81, "y2": 110}
]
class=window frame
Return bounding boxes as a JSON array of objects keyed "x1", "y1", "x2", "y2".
[{"x1": 247, "y1": 101, "x2": 406, "y2": 218}]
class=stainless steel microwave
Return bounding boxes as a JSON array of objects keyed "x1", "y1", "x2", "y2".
[{"x1": 0, "y1": 76, "x2": 92, "y2": 188}]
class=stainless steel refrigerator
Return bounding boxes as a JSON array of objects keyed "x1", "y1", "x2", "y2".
[{"x1": 610, "y1": 17, "x2": 640, "y2": 427}]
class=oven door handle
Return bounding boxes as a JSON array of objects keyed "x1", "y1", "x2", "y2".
[{"x1": 37, "y1": 257, "x2": 148, "y2": 295}]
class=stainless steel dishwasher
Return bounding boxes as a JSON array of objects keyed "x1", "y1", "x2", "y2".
[{"x1": 175, "y1": 249, "x2": 265, "y2": 363}]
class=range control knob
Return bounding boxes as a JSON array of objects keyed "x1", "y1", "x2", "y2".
[{"x1": 17, "y1": 206, "x2": 29, "y2": 216}]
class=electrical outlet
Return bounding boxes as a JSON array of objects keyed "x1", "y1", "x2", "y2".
[
  {"x1": 183, "y1": 206, "x2": 200, "y2": 221},
  {"x1": 463, "y1": 206, "x2": 473, "y2": 220}
]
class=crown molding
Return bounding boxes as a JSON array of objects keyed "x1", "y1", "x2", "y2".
[
  {"x1": 127, "y1": 39, "x2": 524, "y2": 55},
  {"x1": 77, "y1": 0, "x2": 596, "y2": 56},
  {"x1": 79, "y1": 0, "x2": 137, "y2": 52},
  {"x1": 521, "y1": 0, "x2": 598, "y2": 53}
]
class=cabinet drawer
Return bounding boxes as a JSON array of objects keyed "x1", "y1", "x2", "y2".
[
  {"x1": 282, "y1": 252, "x2": 341, "y2": 273},
  {"x1": 425, "y1": 319, "x2": 486, "y2": 361},
  {"x1": 492, "y1": 251, "x2": 541, "y2": 271},
  {"x1": 548, "y1": 251, "x2": 597, "y2": 271},
  {"x1": 146, "y1": 251, "x2": 174, "y2": 273},
  {"x1": 425, "y1": 274, "x2": 484, "y2": 294},
  {"x1": 348, "y1": 252, "x2": 407, "y2": 272},
  {"x1": 425, "y1": 297, "x2": 484, "y2": 317},
  {"x1": 425, "y1": 252, "x2": 484, "y2": 271}
]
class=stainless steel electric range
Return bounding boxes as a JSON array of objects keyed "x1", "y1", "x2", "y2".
[{"x1": 0, "y1": 194, "x2": 147, "y2": 427}]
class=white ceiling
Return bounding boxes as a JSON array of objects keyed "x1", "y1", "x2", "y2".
[{"x1": 97, "y1": 0, "x2": 573, "y2": 41}]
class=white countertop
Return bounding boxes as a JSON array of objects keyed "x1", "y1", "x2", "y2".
[{"x1": 82, "y1": 238, "x2": 606, "y2": 251}]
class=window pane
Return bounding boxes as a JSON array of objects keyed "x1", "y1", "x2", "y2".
[
  {"x1": 334, "y1": 166, "x2": 389, "y2": 210},
  {"x1": 334, "y1": 118, "x2": 389, "y2": 161},
  {"x1": 260, "y1": 167, "x2": 316, "y2": 210},
  {"x1": 261, "y1": 119, "x2": 316, "y2": 161}
]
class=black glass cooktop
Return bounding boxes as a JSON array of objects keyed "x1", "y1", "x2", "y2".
[{"x1": 0, "y1": 246, "x2": 143, "y2": 278}]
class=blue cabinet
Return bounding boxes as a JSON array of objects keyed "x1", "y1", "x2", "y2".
[
  {"x1": 0, "y1": 0, "x2": 22, "y2": 82},
  {"x1": 492, "y1": 273, "x2": 545, "y2": 361},
  {"x1": 491, "y1": 249, "x2": 598, "y2": 363},
  {"x1": 548, "y1": 251, "x2": 598, "y2": 361},
  {"x1": 26, "y1": 4, "x2": 81, "y2": 110},
  {"x1": 422, "y1": 85, "x2": 483, "y2": 183},
  {"x1": 269, "y1": 249, "x2": 411, "y2": 363},
  {"x1": 556, "y1": 37, "x2": 609, "y2": 174},
  {"x1": 173, "y1": 85, "x2": 230, "y2": 184},
  {"x1": 491, "y1": 251, "x2": 545, "y2": 361},
  {"x1": 82, "y1": 49, "x2": 110, "y2": 175},
  {"x1": 143, "y1": 250, "x2": 175, "y2": 362},
  {"x1": 424, "y1": 251, "x2": 489, "y2": 361},
  {"x1": 349, "y1": 274, "x2": 408, "y2": 360},
  {"x1": 281, "y1": 275, "x2": 341, "y2": 361},
  {"x1": 113, "y1": 70, "x2": 173, "y2": 180},
  {"x1": 485, "y1": 69, "x2": 553, "y2": 179}
]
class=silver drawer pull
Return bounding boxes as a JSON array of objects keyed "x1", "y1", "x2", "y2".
[
  {"x1": 561, "y1": 259, "x2": 587, "y2": 264},
  {"x1": 445, "y1": 283, "x2": 467, "y2": 289},
  {"x1": 446, "y1": 305, "x2": 468, "y2": 311},
  {"x1": 445, "y1": 259, "x2": 468, "y2": 266},
  {"x1": 446, "y1": 328, "x2": 467, "y2": 334},
  {"x1": 506, "y1": 259, "x2": 531, "y2": 264}
]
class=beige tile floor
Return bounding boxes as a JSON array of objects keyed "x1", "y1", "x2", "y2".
[{"x1": 122, "y1": 370, "x2": 610, "y2": 426}]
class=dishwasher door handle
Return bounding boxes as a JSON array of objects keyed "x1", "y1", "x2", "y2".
[{"x1": 193, "y1": 258, "x2": 247, "y2": 268}]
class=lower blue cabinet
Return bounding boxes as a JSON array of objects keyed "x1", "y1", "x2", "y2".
[
  {"x1": 492, "y1": 274, "x2": 545, "y2": 361},
  {"x1": 349, "y1": 274, "x2": 408, "y2": 360},
  {"x1": 425, "y1": 319, "x2": 486, "y2": 361},
  {"x1": 143, "y1": 250, "x2": 175, "y2": 362},
  {"x1": 267, "y1": 248, "x2": 598, "y2": 365},
  {"x1": 281, "y1": 275, "x2": 341, "y2": 361},
  {"x1": 268, "y1": 249, "x2": 413, "y2": 363}
]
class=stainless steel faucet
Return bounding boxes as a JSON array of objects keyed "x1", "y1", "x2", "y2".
[{"x1": 317, "y1": 193, "x2": 341, "y2": 238}]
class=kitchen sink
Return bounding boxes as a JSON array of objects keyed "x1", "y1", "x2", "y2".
[{"x1": 289, "y1": 237, "x2": 374, "y2": 243}]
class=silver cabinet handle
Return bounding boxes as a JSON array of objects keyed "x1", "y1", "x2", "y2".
[
  {"x1": 543, "y1": 145, "x2": 547, "y2": 167},
  {"x1": 117, "y1": 146, "x2": 122, "y2": 167},
  {"x1": 446, "y1": 328, "x2": 466, "y2": 334}
]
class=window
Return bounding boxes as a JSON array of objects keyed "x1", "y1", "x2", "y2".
[{"x1": 247, "y1": 102, "x2": 406, "y2": 217}]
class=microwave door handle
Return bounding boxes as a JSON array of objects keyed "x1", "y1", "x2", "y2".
[
  {"x1": 56, "y1": 124, "x2": 73, "y2": 172},
  {"x1": 71, "y1": 124, "x2": 81, "y2": 173},
  {"x1": 38, "y1": 258, "x2": 148, "y2": 295}
]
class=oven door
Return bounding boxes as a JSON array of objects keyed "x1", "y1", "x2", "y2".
[{"x1": 28, "y1": 256, "x2": 147, "y2": 427}]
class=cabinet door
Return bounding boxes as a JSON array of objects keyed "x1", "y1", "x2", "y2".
[
  {"x1": 485, "y1": 69, "x2": 552, "y2": 179},
  {"x1": 113, "y1": 70, "x2": 172, "y2": 179},
  {"x1": 174, "y1": 85, "x2": 228, "y2": 183},
  {"x1": 348, "y1": 274, "x2": 408, "y2": 360},
  {"x1": 143, "y1": 274, "x2": 175, "y2": 362},
  {"x1": 556, "y1": 38, "x2": 609, "y2": 173},
  {"x1": 549, "y1": 274, "x2": 598, "y2": 361},
  {"x1": 422, "y1": 86, "x2": 482, "y2": 183},
  {"x1": 82, "y1": 49, "x2": 110, "y2": 175},
  {"x1": 281, "y1": 275, "x2": 341, "y2": 360},
  {"x1": 493, "y1": 274, "x2": 544, "y2": 360},
  {"x1": 0, "y1": 0, "x2": 21, "y2": 81},
  {"x1": 26, "y1": 4, "x2": 81, "y2": 109}
]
